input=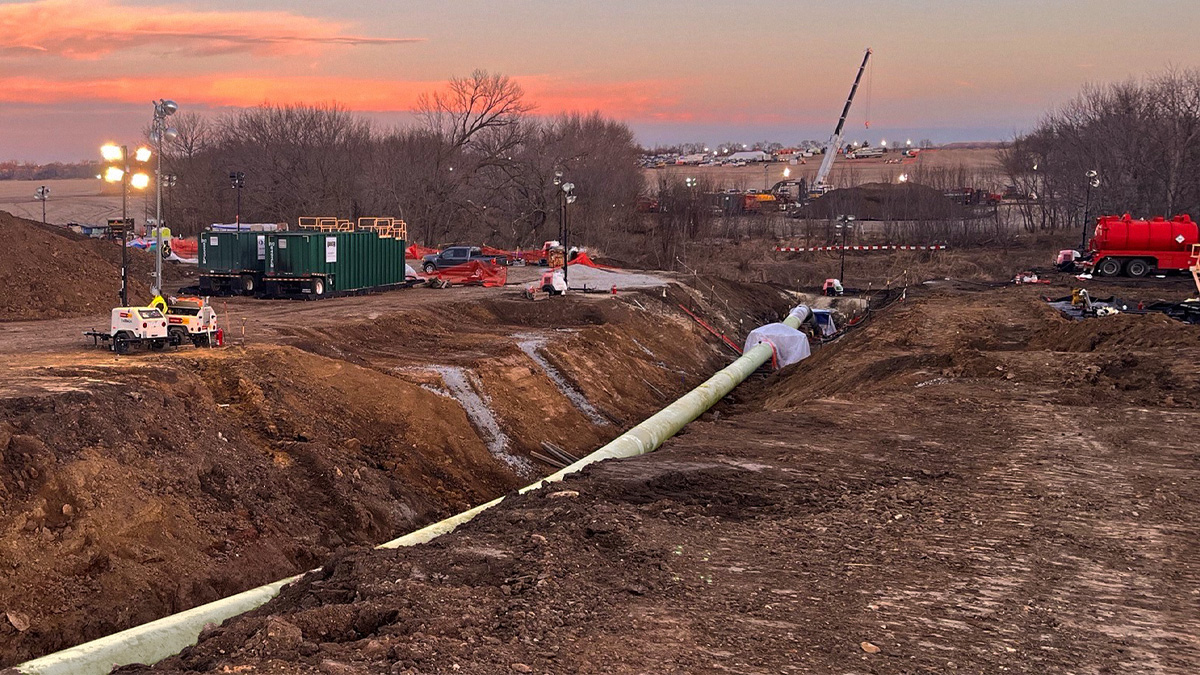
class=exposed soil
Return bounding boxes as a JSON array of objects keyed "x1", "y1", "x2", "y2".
[
  {"x1": 0, "y1": 277, "x2": 795, "y2": 667},
  {"x1": 0, "y1": 210, "x2": 197, "y2": 321},
  {"x1": 801, "y1": 182, "x2": 967, "y2": 221},
  {"x1": 115, "y1": 283, "x2": 1200, "y2": 675}
]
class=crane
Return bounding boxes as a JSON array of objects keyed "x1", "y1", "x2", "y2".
[{"x1": 810, "y1": 48, "x2": 872, "y2": 198}]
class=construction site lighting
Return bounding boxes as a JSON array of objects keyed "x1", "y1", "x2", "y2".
[
  {"x1": 101, "y1": 144, "x2": 123, "y2": 161},
  {"x1": 130, "y1": 173, "x2": 151, "y2": 189},
  {"x1": 783, "y1": 167, "x2": 791, "y2": 178},
  {"x1": 134, "y1": 147, "x2": 152, "y2": 163},
  {"x1": 881, "y1": 139, "x2": 888, "y2": 147},
  {"x1": 104, "y1": 166, "x2": 124, "y2": 182}
]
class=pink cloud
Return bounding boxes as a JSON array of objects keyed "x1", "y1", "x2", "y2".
[{"x1": 0, "y1": 0, "x2": 420, "y2": 59}]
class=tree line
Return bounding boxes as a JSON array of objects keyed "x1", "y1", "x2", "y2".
[
  {"x1": 1000, "y1": 69, "x2": 1200, "y2": 233},
  {"x1": 0, "y1": 161, "x2": 99, "y2": 181},
  {"x1": 162, "y1": 71, "x2": 644, "y2": 251}
]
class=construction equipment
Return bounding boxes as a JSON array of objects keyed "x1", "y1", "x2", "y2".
[
  {"x1": 149, "y1": 295, "x2": 219, "y2": 347},
  {"x1": 1069, "y1": 214, "x2": 1199, "y2": 277},
  {"x1": 83, "y1": 306, "x2": 170, "y2": 354},
  {"x1": 810, "y1": 48, "x2": 872, "y2": 199}
]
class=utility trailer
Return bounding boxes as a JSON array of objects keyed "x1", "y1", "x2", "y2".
[
  {"x1": 84, "y1": 307, "x2": 170, "y2": 354},
  {"x1": 197, "y1": 231, "x2": 268, "y2": 295}
]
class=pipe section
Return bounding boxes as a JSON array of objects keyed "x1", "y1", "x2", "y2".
[{"x1": 15, "y1": 306, "x2": 809, "y2": 675}]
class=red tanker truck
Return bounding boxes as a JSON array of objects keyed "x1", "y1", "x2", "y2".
[{"x1": 1060, "y1": 214, "x2": 1199, "y2": 277}]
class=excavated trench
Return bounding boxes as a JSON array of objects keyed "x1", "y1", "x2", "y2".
[{"x1": 0, "y1": 281, "x2": 794, "y2": 667}]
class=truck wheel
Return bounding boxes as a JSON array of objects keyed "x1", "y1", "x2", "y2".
[
  {"x1": 423, "y1": 262, "x2": 436, "y2": 274},
  {"x1": 240, "y1": 275, "x2": 256, "y2": 295},
  {"x1": 192, "y1": 333, "x2": 211, "y2": 348},
  {"x1": 168, "y1": 326, "x2": 187, "y2": 346},
  {"x1": 113, "y1": 331, "x2": 132, "y2": 355},
  {"x1": 1096, "y1": 258, "x2": 1122, "y2": 277},
  {"x1": 312, "y1": 278, "x2": 326, "y2": 297},
  {"x1": 1124, "y1": 259, "x2": 1150, "y2": 278}
]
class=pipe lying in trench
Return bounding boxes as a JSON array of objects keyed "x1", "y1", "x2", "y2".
[{"x1": 14, "y1": 306, "x2": 810, "y2": 675}]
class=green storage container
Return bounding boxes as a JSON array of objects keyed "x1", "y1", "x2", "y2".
[
  {"x1": 265, "y1": 230, "x2": 406, "y2": 297},
  {"x1": 198, "y1": 231, "x2": 268, "y2": 274}
]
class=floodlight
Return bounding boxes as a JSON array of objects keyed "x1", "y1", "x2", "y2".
[
  {"x1": 101, "y1": 144, "x2": 123, "y2": 161},
  {"x1": 135, "y1": 147, "x2": 152, "y2": 162},
  {"x1": 165, "y1": 127, "x2": 178, "y2": 141},
  {"x1": 898, "y1": 173, "x2": 909, "y2": 183},
  {"x1": 162, "y1": 100, "x2": 178, "y2": 115},
  {"x1": 104, "y1": 166, "x2": 125, "y2": 182},
  {"x1": 131, "y1": 172, "x2": 151, "y2": 189}
]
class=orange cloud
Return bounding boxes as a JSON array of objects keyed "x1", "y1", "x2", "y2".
[
  {"x1": 0, "y1": 0, "x2": 419, "y2": 59},
  {"x1": 0, "y1": 73, "x2": 702, "y2": 121}
]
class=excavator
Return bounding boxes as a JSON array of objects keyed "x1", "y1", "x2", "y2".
[{"x1": 809, "y1": 48, "x2": 872, "y2": 200}]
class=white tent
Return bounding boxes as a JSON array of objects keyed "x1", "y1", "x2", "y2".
[{"x1": 727, "y1": 150, "x2": 771, "y2": 162}]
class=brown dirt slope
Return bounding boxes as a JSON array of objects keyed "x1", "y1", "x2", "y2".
[
  {"x1": 0, "y1": 210, "x2": 148, "y2": 321},
  {"x1": 0, "y1": 284, "x2": 793, "y2": 667},
  {"x1": 121, "y1": 284, "x2": 1200, "y2": 675}
]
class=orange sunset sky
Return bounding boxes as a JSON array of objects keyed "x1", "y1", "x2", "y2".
[{"x1": 2, "y1": 0, "x2": 1198, "y2": 161}]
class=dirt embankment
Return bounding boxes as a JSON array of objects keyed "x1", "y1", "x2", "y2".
[
  {"x1": 119, "y1": 285, "x2": 1200, "y2": 675},
  {"x1": 0, "y1": 281, "x2": 794, "y2": 667},
  {"x1": 801, "y1": 181, "x2": 967, "y2": 221},
  {"x1": 0, "y1": 211, "x2": 145, "y2": 320}
]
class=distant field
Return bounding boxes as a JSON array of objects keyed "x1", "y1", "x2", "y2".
[
  {"x1": 0, "y1": 178, "x2": 136, "y2": 226},
  {"x1": 645, "y1": 147, "x2": 1004, "y2": 191}
]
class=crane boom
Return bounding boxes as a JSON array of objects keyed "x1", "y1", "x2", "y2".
[{"x1": 812, "y1": 48, "x2": 872, "y2": 194}]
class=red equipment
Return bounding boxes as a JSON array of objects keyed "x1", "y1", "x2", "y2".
[{"x1": 1083, "y1": 214, "x2": 1199, "y2": 277}]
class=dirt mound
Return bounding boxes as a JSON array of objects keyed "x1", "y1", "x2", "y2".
[
  {"x1": 0, "y1": 345, "x2": 523, "y2": 666},
  {"x1": 802, "y1": 182, "x2": 966, "y2": 221},
  {"x1": 0, "y1": 211, "x2": 148, "y2": 321},
  {"x1": 1030, "y1": 310, "x2": 1200, "y2": 352}
]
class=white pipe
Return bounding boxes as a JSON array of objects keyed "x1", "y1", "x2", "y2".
[{"x1": 15, "y1": 306, "x2": 809, "y2": 675}]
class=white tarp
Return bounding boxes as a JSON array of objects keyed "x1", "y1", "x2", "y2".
[{"x1": 744, "y1": 322, "x2": 811, "y2": 368}]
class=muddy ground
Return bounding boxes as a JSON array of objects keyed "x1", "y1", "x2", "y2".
[
  {"x1": 109, "y1": 277, "x2": 1200, "y2": 675},
  {"x1": 0, "y1": 268, "x2": 795, "y2": 667}
]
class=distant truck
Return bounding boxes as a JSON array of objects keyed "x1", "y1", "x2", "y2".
[
  {"x1": 846, "y1": 146, "x2": 885, "y2": 159},
  {"x1": 1071, "y1": 214, "x2": 1199, "y2": 277},
  {"x1": 421, "y1": 246, "x2": 509, "y2": 273}
]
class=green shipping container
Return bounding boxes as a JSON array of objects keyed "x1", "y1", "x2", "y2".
[
  {"x1": 198, "y1": 231, "x2": 268, "y2": 274},
  {"x1": 265, "y1": 231, "x2": 407, "y2": 296}
]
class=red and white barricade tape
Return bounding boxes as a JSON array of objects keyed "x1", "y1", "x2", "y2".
[{"x1": 774, "y1": 245, "x2": 948, "y2": 252}]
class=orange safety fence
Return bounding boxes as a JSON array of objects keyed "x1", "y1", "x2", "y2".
[
  {"x1": 567, "y1": 251, "x2": 614, "y2": 269},
  {"x1": 426, "y1": 260, "x2": 508, "y2": 287},
  {"x1": 170, "y1": 238, "x2": 198, "y2": 257},
  {"x1": 406, "y1": 244, "x2": 440, "y2": 259}
]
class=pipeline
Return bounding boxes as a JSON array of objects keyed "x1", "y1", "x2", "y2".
[{"x1": 14, "y1": 306, "x2": 810, "y2": 675}]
